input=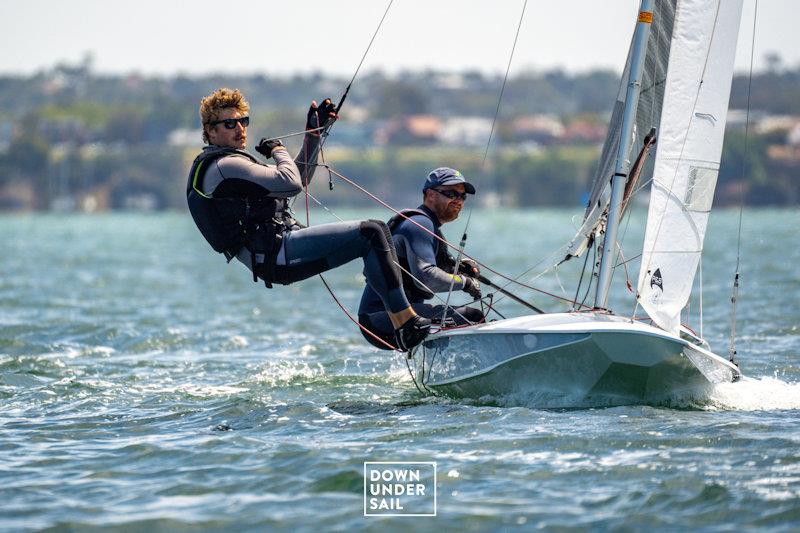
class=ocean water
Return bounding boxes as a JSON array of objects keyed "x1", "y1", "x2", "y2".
[{"x1": 1, "y1": 208, "x2": 799, "y2": 531}]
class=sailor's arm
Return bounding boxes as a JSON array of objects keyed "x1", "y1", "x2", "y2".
[
  {"x1": 402, "y1": 218, "x2": 467, "y2": 293},
  {"x1": 212, "y1": 151, "x2": 303, "y2": 197},
  {"x1": 294, "y1": 98, "x2": 337, "y2": 186}
]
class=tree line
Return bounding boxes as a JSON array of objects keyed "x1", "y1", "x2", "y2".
[{"x1": 0, "y1": 62, "x2": 797, "y2": 210}]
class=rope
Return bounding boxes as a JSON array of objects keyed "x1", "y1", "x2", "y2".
[
  {"x1": 303, "y1": 160, "x2": 400, "y2": 351},
  {"x1": 286, "y1": 0, "x2": 405, "y2": 353},
  {"x1": 729, "y1": 0, "x2": 758, "y2": 365},
  {"x1": 483, "y1": 293, "x2": 507, "y2": 320},
  {"x1": 404, "y1": 355, "x2": 427, "y2": 395},
  {"x1": 304, "y1": 188, "x2": 480, "y2": 328},
  {"x1": 258, "y1": 125, "x2": 327, "y2": 144},
  {"x1": 325, "y1": 165, "x2": 585, "y2": 308},
  {"x1": 289, "y1": 0, "x2": 394, "y2": 208},
  {"x1": 441, "y1": 0, "x2": 529, "y2": 323}
]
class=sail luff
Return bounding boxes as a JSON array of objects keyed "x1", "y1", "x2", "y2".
[
  {"x1": 565, "y1": 0, "x2": 676, "y2": 261},
  {"x1": 637, "y1": 0, "x2": 745, "y2": 334}
]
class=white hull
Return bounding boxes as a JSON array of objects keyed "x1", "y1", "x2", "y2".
[{"x1": 412, "y1": 312, "x2": 740, "y2": 407}]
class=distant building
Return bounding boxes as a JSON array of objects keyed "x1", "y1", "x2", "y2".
[
  {"x1": 725, "y1": 109, "x2": 766, "y2": 130},
  {"x1": 374, "y1": 115, "x2": 441, "y2": 145},
  {"x1": 432, "y1": 72, "x2": 466, "y2": 90},
  {"x1": 755, "y1": 115, "x2": 800, "y2": 136},
  {"x1": 788, "y1": 123, "x2": 800, "y2": 146},
  {"x1": 562, "y1": 119, "x2": 607, "y2": 144},
  {"x1": 438, "y1": 117, "x2": 494, "y2": 147},
  {"x1": 767, "y1": 144, "x2": 800, "y2": 163},
  {"x1": 511, "y1": 115, "x2": 565, "y2": 145}
]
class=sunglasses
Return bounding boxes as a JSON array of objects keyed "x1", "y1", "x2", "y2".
[
  {"x1": 209, "y1": 116, "x2": 250, "y2": 129},
  {"x1": 432, "y1": 188, "x2": 468, "y2": 200}
]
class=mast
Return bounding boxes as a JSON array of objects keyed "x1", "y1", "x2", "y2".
[{"x1": 594, "y1": 0, "x2": 654, "y2": 310}]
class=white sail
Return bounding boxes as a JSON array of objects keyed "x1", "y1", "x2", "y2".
[{"x1": 637, "y1": 0, "x2": 744, "y2": 334}]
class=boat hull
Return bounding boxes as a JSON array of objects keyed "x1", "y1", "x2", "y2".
[{"x1": 412, "y1": 313, "x2": 739, "y2": 407}]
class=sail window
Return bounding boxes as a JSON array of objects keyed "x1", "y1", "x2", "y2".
[{"x1": 685, "y1": 167, "x2": 718, "y2": 212}]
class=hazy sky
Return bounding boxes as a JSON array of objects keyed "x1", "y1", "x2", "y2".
[{"x1": 2, "y1": 0, "x2": 796, "y2": 77}]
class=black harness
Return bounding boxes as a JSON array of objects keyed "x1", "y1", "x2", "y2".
[
  {"x1": 186, "y1": 147, "x2": 290, "y2": 288},
  {"x1": 387, "y1": 206, "x2": 455, "y2": 302}
]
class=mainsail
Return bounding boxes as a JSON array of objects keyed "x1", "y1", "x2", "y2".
[
  {"x1": 637, "y1": 0, "x2": 744, "y2": 334},
  {"x1": 565, "y1": 0, "x2": 676, "y2": 259}
]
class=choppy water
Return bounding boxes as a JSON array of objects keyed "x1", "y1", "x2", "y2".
[{"x1": 1, "y1": 209, "x2": 799, "y2": 531}]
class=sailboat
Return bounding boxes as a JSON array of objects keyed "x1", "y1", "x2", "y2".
[{"x1": 410, "y1": 0, "x2": 744, "y2": 406}]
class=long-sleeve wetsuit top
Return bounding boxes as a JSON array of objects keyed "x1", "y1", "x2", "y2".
[
  {"x1": 358, "y1": 205, "x2": 466, "y2": 315},
  {"x1": 200, "y1": 134, "x2": 320, "y2": 199}
]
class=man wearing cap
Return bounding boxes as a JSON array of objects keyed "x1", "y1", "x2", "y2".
[{"x1": 357, "y1": 167, "x2": 485, "y2": 350}]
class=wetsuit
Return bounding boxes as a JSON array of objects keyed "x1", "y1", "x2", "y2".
[
  {"x1": 358, "y1": 205, "x2": 484, "y2": 349},
  {"x1": 196, "y1": 135, "x2": 410, "y2": 315}
]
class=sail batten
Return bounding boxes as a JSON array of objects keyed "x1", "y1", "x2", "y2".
[{"x1": 637, "y1": 0, "x2": 744, "y2": 334}]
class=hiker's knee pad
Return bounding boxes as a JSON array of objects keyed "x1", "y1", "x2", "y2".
[{"x1": 360, "y1": 219, "x2": 391, "y2": 252}]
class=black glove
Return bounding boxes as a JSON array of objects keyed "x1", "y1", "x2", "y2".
[
  {"x1": 463, "y1": 277, "x2": 482, "y2": 300},
  {"x1": 255, "y1": 138, "x2": 284, "y2": 159},
  {"x1": 458, "y1": 258, "x2": 480, "y2": 277},
  {"x1": 305, "y1": 98, "x2": 337, "y2": 133}
]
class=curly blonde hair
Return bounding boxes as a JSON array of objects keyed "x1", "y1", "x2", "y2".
[{"x1": 199, "y1": 88, "x2": 250, "y2": 143}]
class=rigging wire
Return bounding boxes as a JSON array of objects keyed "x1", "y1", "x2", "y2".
[
  {"x1": 729, "y1": 0, "x2": 759, "y2": 365},
  {"x1": 578, "y1": 244, "x2": 598, "y2": 310},
  {"x1": 699, "y1": 254, "x2": 704, "y2": 340},
  {"x1": 339, "y1": 0, "x2": 396, "y2": 112},
  {"x1": 571, "y1": 245, "x2": 593, "y2": 311},
  {"x1": 483, "y1": 245, "x2": 572, "y2": 311},
  {"x1": 440, "y1": 0, "x2": 529, "y2": 325}
]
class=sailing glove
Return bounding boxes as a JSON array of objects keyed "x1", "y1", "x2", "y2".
[
  {"x1": 256, "y1": 138, "x2": 284, "y2": 159},
  {"x1": 458, "y1": 258, "x2": 480, "y2": 277},
  {"x1": 463, "y1": 277, "x2": 482, "y2": 300},
  {"x1": 306, "y1": 98, "x2": 337, "y2": 134}
]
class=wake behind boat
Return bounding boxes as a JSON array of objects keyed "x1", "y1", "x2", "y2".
[{"x1": 410, "y1": 0, "x2": 746, "y2": 406}]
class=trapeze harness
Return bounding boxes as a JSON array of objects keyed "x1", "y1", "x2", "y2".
[
  {"x1": 186, "y1": 146, "x2": 292, "y2": 288},
  {"x1": 387, "y1": 206, "x2": 457, "y2": 303}
]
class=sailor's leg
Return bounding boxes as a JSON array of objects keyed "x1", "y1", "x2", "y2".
[
  {"x1": 274, "y1": 220, "x2": 410, "y2": 314},
  {"x1": 360, "y1": 298, "x2": 464, "y2": 350},
  {"x1": 357, "y1": 312, "x2": 397, "y2": 351}
]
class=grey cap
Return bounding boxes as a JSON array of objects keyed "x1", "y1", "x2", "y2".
[{"x1": 423, "y1": 167, "x2": 476, "y2": 195}]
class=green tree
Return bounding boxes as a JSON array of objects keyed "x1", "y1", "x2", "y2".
[{"x1": 372, "y1": 81, "x2": 430, "y2": 118}]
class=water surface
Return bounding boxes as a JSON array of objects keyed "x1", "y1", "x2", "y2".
[{"x1": 1, "y1": 209, "x2": 799, "y2": 531}]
